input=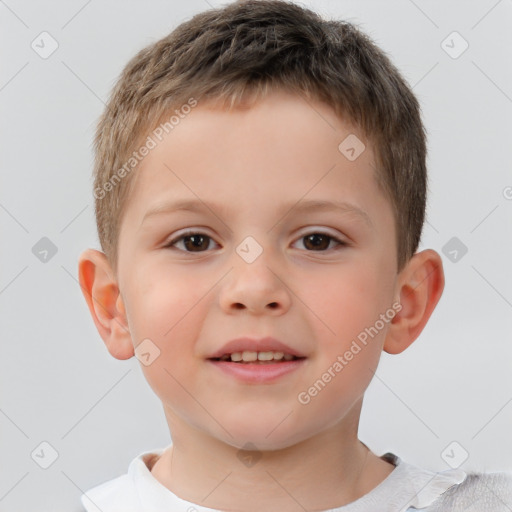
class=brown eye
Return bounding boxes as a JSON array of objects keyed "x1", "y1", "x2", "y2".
[
  {"x1": 296, "y1": 232, "x2": 346, "y2": 251},
  {"x1": 303, "y1": 234, "x2": 330, "y2": 250},
  {"x1": 166, "y1": 232, "x2": 216, "y2": 252},
  {"x1": 182, "y1": 234, "x2": 210, "y2": 251}
]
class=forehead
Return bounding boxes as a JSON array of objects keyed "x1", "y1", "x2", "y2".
[{"x1": 121, "y1": 90, "x2": 392, "y2": 234}]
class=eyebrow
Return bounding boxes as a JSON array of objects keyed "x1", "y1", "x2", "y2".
[{"x1": 140, "y1": 198, "x2": 373, "y2": 229}]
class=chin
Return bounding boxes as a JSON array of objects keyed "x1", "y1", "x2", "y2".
[{"x1": 213, "y1": 418, "x2": 312, "y2": 452}]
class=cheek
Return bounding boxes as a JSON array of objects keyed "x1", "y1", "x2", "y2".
[
  {"x1": 302, "y1": 256, "x2": 393, "y2": 343},
  {"x1": 126, "y1": 261, "x2": 204, "y2": 339},
  {"x1": 295, "y1": 269, "x2": 387, "y2": 426},
  {"x1": 121, "y1": 263, "x2": 208, "y2": 387}
]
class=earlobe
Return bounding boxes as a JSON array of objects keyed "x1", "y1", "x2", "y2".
[
  {"x1": 77, "y1": 249, "x2": 134, "y2": 360},
  {"x1": 383, "y1": 249, "x2": 445, "y2": 355}
]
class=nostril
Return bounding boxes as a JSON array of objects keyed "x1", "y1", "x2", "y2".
[{"x1": 268, "y1": 302, "x2": 278, "y2": 308}]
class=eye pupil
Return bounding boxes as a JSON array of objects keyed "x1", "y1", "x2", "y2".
[
  {"x1": 184, "y1": 235, "x2": 209, "y2": 251},
  {"x1": 304, "y1": 234, "x2": 330, "y2": 251}
]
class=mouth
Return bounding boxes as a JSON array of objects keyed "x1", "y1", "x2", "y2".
[
  {"x1": 208, "y1": 351, "x2": 306, "y2": 364},
  {"x1": 206, "y1": 337, "x2": 307, "y2": 383},
  {"x1": 207, "y1": 354, "x2": 307, "y2": 384}
]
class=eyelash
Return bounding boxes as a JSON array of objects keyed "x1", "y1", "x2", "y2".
[{"x1": 164, "y1": 230, "x2": 348, "y2": 253}]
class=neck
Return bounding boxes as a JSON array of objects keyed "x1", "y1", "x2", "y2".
[{"x1": 150, "y1": 404, "x2": 395, "y2": 511}]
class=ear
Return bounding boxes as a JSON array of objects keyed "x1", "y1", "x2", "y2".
[
  {"x1": 77, "y1": 248, "x2": 134, "y2": 360},
  {"x1": 383, "y1": 249, "x2": 445, "y2": 354}
]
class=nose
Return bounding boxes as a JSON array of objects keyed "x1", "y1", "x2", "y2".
[{"x1": 218, "y1": 247, "x2": 292, "y2": 315}]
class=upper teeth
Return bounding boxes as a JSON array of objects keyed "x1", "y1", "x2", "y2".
[{"x1": 219, "y1": 351, "x2": 296, "y2": 362}]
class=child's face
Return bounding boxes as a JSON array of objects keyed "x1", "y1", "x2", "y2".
[{"x1": 115, "y1": 90, "x2": 400, "y2": 449}]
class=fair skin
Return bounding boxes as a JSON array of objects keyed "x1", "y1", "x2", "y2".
[{"x1": 78, "y1": 90, "x2": 444, "y2": 511}]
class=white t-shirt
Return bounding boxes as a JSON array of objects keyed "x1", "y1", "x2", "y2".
[{"x1": 79, "y1": 446, "x2": 474, "y2": 512}]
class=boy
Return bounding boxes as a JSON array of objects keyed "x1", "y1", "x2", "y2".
[{"x1": 77, "y1": 1, "x2": 512, "y2": 510}]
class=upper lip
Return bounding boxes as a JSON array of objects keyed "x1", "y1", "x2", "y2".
[{"x1": 207, "y1": 337, "x2": 307, "y2": 359}]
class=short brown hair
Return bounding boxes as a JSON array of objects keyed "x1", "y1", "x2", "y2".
[{"x1": 92, "y1": 0, "x2": 427, "y2": 275}]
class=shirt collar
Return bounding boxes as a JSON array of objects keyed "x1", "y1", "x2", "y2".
[{"x1": 83, "y1": 446, "x2": 467, "y2": 512}]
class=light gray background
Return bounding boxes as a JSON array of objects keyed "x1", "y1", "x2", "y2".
[{"x1": 1, "y1": 0, "x2": 511, "y2": 510}]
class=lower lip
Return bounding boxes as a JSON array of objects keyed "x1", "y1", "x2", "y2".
[{"x1": 207, "y1": 359, "x2": 306, "y2": 384}]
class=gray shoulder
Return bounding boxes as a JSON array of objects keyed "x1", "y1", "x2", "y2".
[{"x1": 429, "y1": 471, "x2": 512, "y2": 512}]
